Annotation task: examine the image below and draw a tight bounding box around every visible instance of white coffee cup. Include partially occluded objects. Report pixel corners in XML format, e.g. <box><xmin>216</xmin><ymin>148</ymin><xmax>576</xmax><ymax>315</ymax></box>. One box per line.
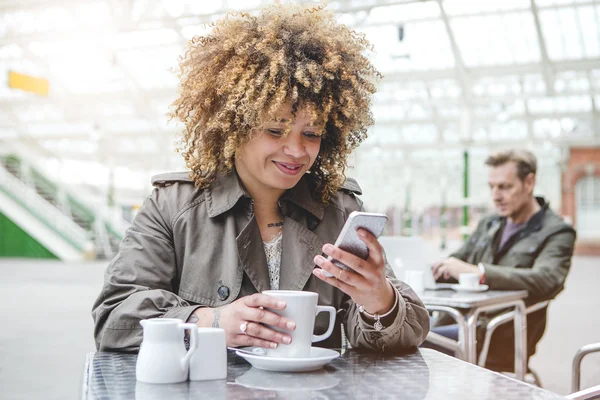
<box><xmin>263</xmin><ymin>290</ymin><xmax>336</xmax><ymax>358</ymax></box>
<box><xmin>189</xmin><ymin>327</ymin><xmax>227</xmax><ymax>381</ymax></box>
<box><xmin>404</xmin><ymin>270</ymin><xmax>425</xmax><ymax>293</ymax></box>
<box><xmin>458</xmin><ymin>272</ymin><xmax>480</xmax><ymax>289</ymax></box>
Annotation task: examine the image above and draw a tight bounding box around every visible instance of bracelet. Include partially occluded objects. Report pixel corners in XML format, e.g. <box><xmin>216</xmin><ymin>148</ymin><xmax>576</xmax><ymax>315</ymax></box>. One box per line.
<box><xmin>357</xmin><ymin>280</ymin><xmax>399</xmax><ymax>331</ymax></box>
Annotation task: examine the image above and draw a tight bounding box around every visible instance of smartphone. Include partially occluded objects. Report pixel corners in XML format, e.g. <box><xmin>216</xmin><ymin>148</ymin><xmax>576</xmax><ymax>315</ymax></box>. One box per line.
<box><xmin>321</xmin><ymin>211</ymin><xmax>388</xmax><ymax>277</ymax></box>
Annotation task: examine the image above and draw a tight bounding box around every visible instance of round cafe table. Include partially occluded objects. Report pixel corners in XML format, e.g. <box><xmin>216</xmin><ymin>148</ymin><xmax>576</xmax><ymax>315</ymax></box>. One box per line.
<box><xmin>82</xmin><ymin>347</ymin><xmax>565</xmax><ymax>400</ymax></box>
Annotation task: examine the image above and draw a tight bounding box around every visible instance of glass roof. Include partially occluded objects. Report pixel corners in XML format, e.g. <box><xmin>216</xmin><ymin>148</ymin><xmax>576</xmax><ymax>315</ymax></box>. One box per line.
<box><xmin>0</xmin><ymin>0</ymin><xmax>598</xmax><ymax>210</ymax></box>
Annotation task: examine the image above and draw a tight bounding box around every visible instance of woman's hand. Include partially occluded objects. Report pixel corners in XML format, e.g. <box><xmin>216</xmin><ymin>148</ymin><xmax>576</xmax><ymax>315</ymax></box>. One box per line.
<box><xmin>210</xmin><ymin>293</ymin><xmax>296</xmax><ymax>348</ymax></box>
<box><xmin>312</xmin><ymin>229</ymin><xmax>395</xmax><ymax>315</ymax></box>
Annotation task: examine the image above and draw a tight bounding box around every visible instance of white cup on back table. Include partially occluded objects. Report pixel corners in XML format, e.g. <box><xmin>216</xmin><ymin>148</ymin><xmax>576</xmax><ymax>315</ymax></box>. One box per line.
<box><xmin>458</xmin><ymin>272</ymin><xmax>480</xmax><ymax>289</ymax></box>
<box><xmin>404</xmin><ymin>270</ymin><xmax>425</xmax><ymax>293</ymax></box>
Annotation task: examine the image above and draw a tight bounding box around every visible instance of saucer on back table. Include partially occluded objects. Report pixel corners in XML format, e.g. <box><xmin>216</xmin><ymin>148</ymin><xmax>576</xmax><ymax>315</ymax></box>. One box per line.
<box><xmin>450</xmin><ymin>284</ymin><xmax>489</xmax><ymax>292</ymax></box>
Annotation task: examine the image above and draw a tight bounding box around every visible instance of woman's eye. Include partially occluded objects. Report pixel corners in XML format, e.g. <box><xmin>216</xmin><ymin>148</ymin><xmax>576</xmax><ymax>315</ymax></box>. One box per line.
<box><xmin>303</xmin><ymin>132</ymin><xmax>321</xmax><ymax>139</ymax></box>
<box><xmin>267</xmin><ymin>129</ymin><xmax>283</xmax><ymax>136</ymax></box>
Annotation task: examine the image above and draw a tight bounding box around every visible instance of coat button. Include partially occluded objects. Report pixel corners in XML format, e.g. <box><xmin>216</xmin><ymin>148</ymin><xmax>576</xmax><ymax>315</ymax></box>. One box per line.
<box><xmin>217</xmin><ymin>285</ymin><xmax>230</xmax><ymax>301</ymax></box>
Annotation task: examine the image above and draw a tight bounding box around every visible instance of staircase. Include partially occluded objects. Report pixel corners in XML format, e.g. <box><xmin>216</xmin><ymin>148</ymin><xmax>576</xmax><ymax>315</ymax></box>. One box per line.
<box><xmin>0</xmin><ymin>152</ymin><xmax>126</xmax><ymax>259</ymax></box>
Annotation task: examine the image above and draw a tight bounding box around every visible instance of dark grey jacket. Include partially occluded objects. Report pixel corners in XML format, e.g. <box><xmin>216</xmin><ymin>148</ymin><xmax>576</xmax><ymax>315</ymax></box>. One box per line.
<box><xmin>92</xmin><ymin>171</ymin><xmax>430</xmax><ymax>353</ymax></box>
<box><xmin>451</xmin><ymin>197</ymin><xmax>576</xmax><ymax>370</ymax></box>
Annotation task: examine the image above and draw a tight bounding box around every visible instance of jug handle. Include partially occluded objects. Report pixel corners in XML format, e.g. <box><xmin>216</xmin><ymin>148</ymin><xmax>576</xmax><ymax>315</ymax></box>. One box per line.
<box><xmin>179</xmin><ymin>323</ymin><xmax>198</xmax><ymax>370</ymax></box>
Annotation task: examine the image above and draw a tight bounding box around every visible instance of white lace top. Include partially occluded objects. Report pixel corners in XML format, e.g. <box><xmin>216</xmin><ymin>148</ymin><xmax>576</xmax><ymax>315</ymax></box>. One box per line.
<box><xmin>263</xmin><ymin>232</ymin><xmax>283</xmax><ymax>290</ymax></box>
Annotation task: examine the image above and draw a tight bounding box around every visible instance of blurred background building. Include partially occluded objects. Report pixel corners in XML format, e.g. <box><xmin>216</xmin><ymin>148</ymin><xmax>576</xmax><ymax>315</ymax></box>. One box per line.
<box><xmin>1</xmin><ymin>0</ymin><xmax>599</xmax><ymax>261</ymax></box>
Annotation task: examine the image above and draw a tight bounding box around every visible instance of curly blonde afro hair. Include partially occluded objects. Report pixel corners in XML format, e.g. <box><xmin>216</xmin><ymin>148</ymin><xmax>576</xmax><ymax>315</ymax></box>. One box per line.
<box><xmin>170</xmin><ymin>3</ymin><xmax>380</xmax><ymax>203</ymax></box>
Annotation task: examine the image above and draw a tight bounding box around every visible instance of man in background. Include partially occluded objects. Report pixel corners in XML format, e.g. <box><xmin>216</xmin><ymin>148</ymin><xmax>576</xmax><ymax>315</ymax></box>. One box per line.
<box><xmin>430</xmin><ymin>149</ymin><xmax>576</xmax><ymax>372</ymax></box>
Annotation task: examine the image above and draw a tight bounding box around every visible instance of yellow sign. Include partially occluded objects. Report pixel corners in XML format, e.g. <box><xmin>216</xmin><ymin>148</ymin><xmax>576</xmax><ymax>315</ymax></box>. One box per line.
<box><xmin>8</xmin><ymin>71</ymin><xmax>49</xmax><ymax>96</ymax></box>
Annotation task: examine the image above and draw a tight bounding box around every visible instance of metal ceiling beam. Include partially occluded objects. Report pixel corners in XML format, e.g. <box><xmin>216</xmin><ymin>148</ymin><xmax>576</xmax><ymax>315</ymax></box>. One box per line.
<box><xmin>5</xmin><ymin>111</ymin><xmax>595</xmax><ymax>144</ymax></box>
<box><xmin>373</xmin><ymin>111</ymin><xmax>600</xmax><ymax>126</ymax></box>
<box><xmin>344</xmin><ymin>0</ymin><xmax>600</xmax><ymax>29</ymax></box>
<box><xmin>1</xmin><ymin>0</ymin><xmax>596</xmax><ymax>19</ymax></box>
<box><xmin>0</xmin><ymin>0</ymin><xmax>81</xmax><ymax>12</ymax></box>
<box><xmin>382</xmin><ymin>57</ymin><xmax>600</xmax><ymax>82</ymax></box>
<box><xmin>438</xmin><ymin>0</ymin><xmax>470</xmax><ymax>103</ymax></box>
<box><xmin>359</xmin><ymin>137</ymin><xmax>600</xmax><ymax>151</ymax></box>
<box><xmin>530</xmin><ymin>0</ymin><xmax>555</xmax><ymax>96</ymax></box>
<box><xmin>376</xmin><ymin>87</ymin><xmax>600</xmax><ymax>106</ymax></box>
<box><xmin>7</xmin><ymin>49</ymin><xmax>597</xmax><ymax>84</ymax></box>
<box><xmin>2</xmin><ymin>103</ymin><xmax>596</xmax><ymax>149</ymax></box>
<box><xmin>4</xmin><ymin>90</ymin><xmax>599</xmax><ymax>125</ymax></box>
<box><xmin>0</xmin><ymin>88</ymin><xmax>175</xmax><ymax>108</ymax></box>
<box><xmin>523</xmin><ymin>77</ymin><xmax>534</xmax><ymax>141</ymax></box>
<box><xmin>0</xmin><ymin>129</ymin><xmax>177</xmax><ymax>141</ymax></box>
<box><xmin>29</xmin><ymin>148</ymin><xmax>178</xmax><ymax>167</ymax></box>
<box><xmin>4</xmin><ymin>105</ymin><xmax>596</xmax><ymax>133</ymax></box>
<box><xmin>424</xmin><ymin>83</ymin><xmax>445</xmax><ymax>142</ymax></box>
<box><xmin>28</xmin><ymin>136</ymin><xmax>598</xmax><ymax>161</ymax></box>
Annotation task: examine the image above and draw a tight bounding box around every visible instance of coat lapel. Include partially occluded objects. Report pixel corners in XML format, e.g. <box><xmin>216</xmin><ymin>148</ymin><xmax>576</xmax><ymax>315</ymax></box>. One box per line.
<box><xmin>481</xmin><ymin>219</ymin><xmax>502</xmax><ymax>262</ymax></box>
<box><xmin>279</xmin><ymin>217</ymin><xmax>325</xmax><ymax>290</ymax></box>
<box><xmin>236</xmin><ymin>216</ymin><xmax>270</xmax><ymax>293</ymax></box>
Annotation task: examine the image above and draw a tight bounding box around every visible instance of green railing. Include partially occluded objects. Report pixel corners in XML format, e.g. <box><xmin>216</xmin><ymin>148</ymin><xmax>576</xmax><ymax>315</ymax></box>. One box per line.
<box><xmin>0</xmin><ymin>177</ymin><xmax>88</xmax><ymax>252</ymax></box>
<box><xmin>0</xmin><ymin>154</ymin><xmax>124</xmax><ymax>250</ymax></box>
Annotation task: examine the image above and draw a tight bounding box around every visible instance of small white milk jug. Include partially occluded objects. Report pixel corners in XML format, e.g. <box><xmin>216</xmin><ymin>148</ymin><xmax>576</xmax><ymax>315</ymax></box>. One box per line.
<box><xmin>136</xmin><ymin>318</ymin><xmax>198</xmax><ymax>384</ymax></box>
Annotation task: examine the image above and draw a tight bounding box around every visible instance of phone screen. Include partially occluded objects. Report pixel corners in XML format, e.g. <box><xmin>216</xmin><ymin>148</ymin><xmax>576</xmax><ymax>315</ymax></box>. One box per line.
<box><xmin>324</xmin><ymin>211</ymin><xmax>388</xmax><ymax>274</ymax></box>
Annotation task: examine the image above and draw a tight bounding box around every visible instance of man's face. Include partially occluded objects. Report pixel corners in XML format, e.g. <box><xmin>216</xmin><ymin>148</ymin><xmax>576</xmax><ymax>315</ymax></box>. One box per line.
<box><xmin>487</xmin><ymin>161</ymin><xmax>535</xmax><ymax>218</ymax></box>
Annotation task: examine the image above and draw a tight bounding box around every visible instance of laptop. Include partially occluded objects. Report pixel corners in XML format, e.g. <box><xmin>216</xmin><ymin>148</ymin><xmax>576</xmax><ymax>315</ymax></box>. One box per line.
<box><xmin>379</xmin><ymin>236</ymin><xmax>454</xmax><ymax>290</ymax></box>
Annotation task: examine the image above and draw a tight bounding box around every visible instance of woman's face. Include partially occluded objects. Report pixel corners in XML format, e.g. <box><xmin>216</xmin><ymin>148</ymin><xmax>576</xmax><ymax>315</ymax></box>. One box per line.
<box><xmin>235</xmin><ymin>104</ymin><xmax>323</xmax><ymax>197</ymax></box>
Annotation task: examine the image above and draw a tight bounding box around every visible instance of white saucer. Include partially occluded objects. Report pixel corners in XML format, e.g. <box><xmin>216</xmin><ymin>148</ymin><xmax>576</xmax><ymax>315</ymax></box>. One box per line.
<box><xmin>451</xmin><ymin>284</ymin><xmax>489</xmax><ymax>292</ymax></box>
<box><xmin>235</xmin><ymin>347</ymin><xmax>340</xmax><ymax>372</ymax></box>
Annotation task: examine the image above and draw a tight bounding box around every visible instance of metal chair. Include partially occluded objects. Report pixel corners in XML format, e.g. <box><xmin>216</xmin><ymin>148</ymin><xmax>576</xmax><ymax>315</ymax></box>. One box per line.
<box><xmin>566</xmin><ymin>384</ymin><xmax>600</xmax><ymax>400</ymax></box>
<box><xmin>571</xmin><ymin>342</ymin><xmax>600</xmax><ymax>393</ymax></box>
<box><xmin>425</xmin><ymin>305</ymin><xmax>467</xmax><ymax>360</ymax></box>
<box><xmin>427</xmin><ymin>300</ymin><xmax>550</xmax><ymax>384</ymax></box>
<box><xmin>476</xmin><ymin>300</ymin><xmax>549</xmax><ymax>386</ymax></box>
<box><xmin>477</xmin><ymin>300</ymin><xmax>550</xmax><ymax>366</ymax></box>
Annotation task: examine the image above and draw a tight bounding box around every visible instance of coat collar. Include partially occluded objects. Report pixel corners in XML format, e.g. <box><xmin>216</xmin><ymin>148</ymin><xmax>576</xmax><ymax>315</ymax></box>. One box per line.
<box><xmin>204</xmin><ymin>172</ymin><xmax>248</xmax><ymax>218</ymax></box>
<box><xmin>205</xmin><ymin>170</ymin><xmax>326</xmax><ymax>220</ymax></box>
<box><xmin>280</xmin><ymin>175</ymin><xmax>325</xmax><ymax>220</ymax></box>
<box><xmin>486</xmin><ymin>196</ymin><xmax>549</xmax><ymax>233</ymax></box>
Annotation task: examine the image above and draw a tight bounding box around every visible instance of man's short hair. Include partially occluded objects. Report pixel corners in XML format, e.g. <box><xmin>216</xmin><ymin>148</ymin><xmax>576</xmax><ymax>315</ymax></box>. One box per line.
<box><xmin>485</xmin><ymin>149</ymin><xmax>537</xmax><ymax>181</ymax></box>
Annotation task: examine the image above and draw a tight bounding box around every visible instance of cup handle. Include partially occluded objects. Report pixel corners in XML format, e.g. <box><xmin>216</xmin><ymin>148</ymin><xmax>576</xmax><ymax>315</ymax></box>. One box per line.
<box><xmin>179</xmin><ymin>323</ymin><xmax>198</xmax><ymax>370</ymax></box>
<box><xmin>312</xmin><ymin>306</ymin><xmax>336</xmax><ymax>343</ymax></box>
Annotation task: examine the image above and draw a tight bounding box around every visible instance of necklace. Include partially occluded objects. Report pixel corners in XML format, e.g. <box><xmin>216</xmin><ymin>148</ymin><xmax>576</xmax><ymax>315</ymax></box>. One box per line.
<box><xmin>267</xmin><ymin>221</ymin><xmax>284</xmax><ymax>228</ymax></box>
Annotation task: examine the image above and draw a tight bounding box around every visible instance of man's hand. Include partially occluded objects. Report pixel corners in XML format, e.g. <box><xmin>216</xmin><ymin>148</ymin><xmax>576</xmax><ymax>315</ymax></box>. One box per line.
<box><xmin>432</xmin><ymin>257</ymin><xmax>480</xmax><ymax>280</ymax></box>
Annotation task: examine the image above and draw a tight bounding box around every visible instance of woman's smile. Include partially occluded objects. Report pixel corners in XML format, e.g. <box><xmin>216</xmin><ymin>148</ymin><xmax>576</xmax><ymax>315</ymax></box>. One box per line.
<box><xmin>273</xmin><ymin>161</ymin><xmax>304</xmax><ymax>176</ymax></box>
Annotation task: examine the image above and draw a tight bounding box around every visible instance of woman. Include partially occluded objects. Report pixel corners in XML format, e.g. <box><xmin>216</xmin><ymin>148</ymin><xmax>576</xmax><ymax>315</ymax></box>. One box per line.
<box><xmin>92</xmin><ymin>4</ymin><xmax>429</xmax><ymax>352</ymax></box>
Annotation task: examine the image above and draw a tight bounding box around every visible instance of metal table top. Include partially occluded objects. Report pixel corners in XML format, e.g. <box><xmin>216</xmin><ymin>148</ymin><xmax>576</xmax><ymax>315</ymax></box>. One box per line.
<box><xmin>82</xmin><ymin>348</ymin><xmax>565</xmax><ymax>400</ymax></box>
<box><xmin>419</xmin><ymin>289</ymin><xmax>528</xmax><ymax>308</ymax></box>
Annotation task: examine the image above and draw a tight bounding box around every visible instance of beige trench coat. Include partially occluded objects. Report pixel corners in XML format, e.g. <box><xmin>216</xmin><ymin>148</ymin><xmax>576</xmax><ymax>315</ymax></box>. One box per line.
<box><xmin>92</xmin><ymin>171</ymin><xmax>430</xmax><ymax>352</ymax></box>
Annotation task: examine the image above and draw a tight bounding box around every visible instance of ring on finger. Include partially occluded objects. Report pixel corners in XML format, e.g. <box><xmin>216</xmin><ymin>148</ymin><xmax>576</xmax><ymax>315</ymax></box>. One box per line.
<box><xmin>337</xmin><ymin>269</ymin><xmax>344</xmax><ymax>280</ymax></box>
<box><xmin>240</xmin><ymin>321</ymin><xmax>248</xmax><ymax>335</ymax></box>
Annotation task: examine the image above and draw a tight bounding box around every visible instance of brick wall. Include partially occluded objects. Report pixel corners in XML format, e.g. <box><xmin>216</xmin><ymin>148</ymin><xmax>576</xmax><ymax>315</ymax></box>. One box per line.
<box><xmin>561</xmin><ymin>147</ymin><xmax>600</xmax><ymax>256</ymax></box>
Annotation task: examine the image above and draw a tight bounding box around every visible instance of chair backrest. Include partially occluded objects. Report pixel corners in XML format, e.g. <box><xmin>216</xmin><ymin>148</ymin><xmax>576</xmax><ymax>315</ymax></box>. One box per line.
<box><xmin>565</xmin><ymin>384</ymin><xmax>600</xmax><ymax>400</ymax></box>
<box><xmin>571</xmin><ymin>342</ymin><xmax>600</xmax><ymax>393</ymax></box>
